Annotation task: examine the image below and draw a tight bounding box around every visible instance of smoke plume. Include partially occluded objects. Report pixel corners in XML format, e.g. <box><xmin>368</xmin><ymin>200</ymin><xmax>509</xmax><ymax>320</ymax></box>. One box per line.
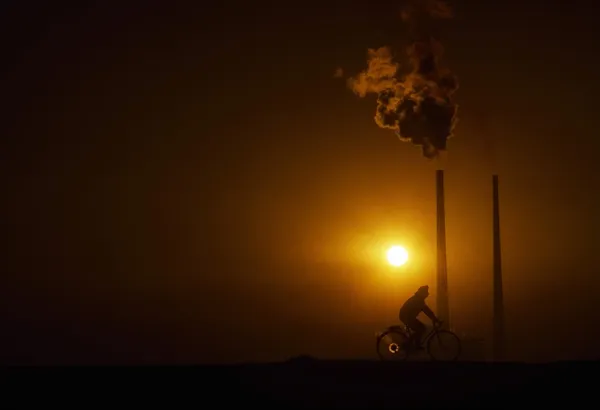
<box><xmin>348</xmin><ymin>0</ymin><xmax>458</xmax><ymax>159</ymax></box>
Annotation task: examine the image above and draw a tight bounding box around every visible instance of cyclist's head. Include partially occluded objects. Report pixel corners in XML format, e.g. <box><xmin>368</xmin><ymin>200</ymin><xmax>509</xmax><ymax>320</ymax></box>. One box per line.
<box><xmin>416</xmin><ymin>285</ymin><xmax>429</xmax><ymax>298</ymax></box>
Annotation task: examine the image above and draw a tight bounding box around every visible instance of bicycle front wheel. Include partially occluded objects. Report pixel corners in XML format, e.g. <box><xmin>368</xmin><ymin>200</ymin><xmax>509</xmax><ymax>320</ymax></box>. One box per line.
<box><xmin>427</xmin><ymin>330</ymin><xmax>461</xmax><ymax>361</ymax></box>
<box><xmin>376</xmin><ymin>329</ymin><xmax>410</xmax><ymax>361</ymax></box>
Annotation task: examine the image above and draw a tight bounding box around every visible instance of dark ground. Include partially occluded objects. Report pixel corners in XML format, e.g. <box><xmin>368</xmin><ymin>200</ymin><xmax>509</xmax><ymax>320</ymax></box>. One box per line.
<box><xmin>3</xmin><ymin>359</ymin><xmax>596</xmax><ymax>407</ymax></box>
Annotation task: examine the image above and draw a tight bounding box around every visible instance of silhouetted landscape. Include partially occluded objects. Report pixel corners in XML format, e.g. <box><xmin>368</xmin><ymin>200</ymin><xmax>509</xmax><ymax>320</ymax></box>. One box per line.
<box><xmin>216</xmin><ymin>358</ymin><xmax>595</xmax><ymax>406</ymax></box>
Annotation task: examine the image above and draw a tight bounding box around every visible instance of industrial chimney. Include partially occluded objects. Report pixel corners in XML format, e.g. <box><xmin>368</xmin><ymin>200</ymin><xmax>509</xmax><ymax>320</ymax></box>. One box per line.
<box><xmin>492</xmin><ymin>174</ymin><xmax>505</xmax><ymax>360</ymax></box>
<box><xmin>436</xmin><ymin>170</ymin><xmax>450</xmax><ymax>329</ymax></box>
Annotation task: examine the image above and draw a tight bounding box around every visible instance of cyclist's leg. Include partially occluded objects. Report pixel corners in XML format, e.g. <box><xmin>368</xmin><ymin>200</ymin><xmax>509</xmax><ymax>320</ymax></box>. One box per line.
<box><xmin>399</xmin><ymin>315</ymin><xmax>414</xmax><ymax>347</ymax></box>
<box><xmin>408</xmin><ymin>319</ymin><xmax>426</xmax><ymax>348</ymax></box>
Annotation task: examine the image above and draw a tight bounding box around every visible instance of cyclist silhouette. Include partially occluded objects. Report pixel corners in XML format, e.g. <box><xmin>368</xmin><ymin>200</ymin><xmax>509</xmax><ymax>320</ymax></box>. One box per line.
<box><xmin>399</xmin><ymin>285</ymin><xmax>442</xmax><ymax>349</ymax></box>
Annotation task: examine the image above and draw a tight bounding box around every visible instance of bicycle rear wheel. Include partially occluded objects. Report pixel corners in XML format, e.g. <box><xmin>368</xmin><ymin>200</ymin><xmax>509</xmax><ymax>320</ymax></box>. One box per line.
<box><xmin>376</xmin><ymin>328</ymin><xmax>410</xmax><ymax>361</ymax></box>
<box><xmin>427</xmin><ymin>330</ymin><xmax>461</xmax><ymax>361</ymax></box>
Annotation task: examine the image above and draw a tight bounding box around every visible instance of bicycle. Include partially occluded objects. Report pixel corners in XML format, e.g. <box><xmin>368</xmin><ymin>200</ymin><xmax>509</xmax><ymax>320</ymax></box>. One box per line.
<box><xmin>376</xmin><ymin>320</ymin><xmax>462</xmax><ymax>361</ymax></box>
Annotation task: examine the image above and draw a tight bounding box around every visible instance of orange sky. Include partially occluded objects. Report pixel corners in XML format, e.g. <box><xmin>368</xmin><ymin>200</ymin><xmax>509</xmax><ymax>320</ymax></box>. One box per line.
<box><xmin>2</xmin><ymin>1</ymin><xmax>600</xmax><ymax>363</ymax></box>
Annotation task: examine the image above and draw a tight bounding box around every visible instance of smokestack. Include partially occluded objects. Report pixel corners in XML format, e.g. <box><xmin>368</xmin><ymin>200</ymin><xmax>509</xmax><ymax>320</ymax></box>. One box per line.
<box><xmin>436</xmin><ymin>169</ymin><xmax>450</xmax><ymax>328</ymax></box>
<box><xmin>492</xmin><ymin>174</ymin><xmax>505</xmax><ymax>360</ymax></box>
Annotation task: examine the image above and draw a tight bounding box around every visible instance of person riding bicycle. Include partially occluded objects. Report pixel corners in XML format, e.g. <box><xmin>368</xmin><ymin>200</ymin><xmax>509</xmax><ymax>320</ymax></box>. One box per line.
<box><xmin>399</xmin><ymin>285</ymin><xmax>442</xmax><ymax>350</ymax></box>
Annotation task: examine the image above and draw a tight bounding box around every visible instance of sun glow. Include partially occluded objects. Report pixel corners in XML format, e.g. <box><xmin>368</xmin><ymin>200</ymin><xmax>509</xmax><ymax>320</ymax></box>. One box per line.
<box><xmin>386</xmin><ymin>245</ymin><xmax>409</xmax><ymax>267</ymax></box>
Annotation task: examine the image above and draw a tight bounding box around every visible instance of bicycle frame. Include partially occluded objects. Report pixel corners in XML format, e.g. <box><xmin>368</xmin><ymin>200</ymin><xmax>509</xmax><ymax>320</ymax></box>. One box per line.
<box><xmin>377</xmin><ymin>321</ymin><xmax>461</xmax><ymax>361</ymax></box>
<box><xmin>403</xmin><ymin>323</ymin><xmax>443</xmax><ymax>344</ymax></box>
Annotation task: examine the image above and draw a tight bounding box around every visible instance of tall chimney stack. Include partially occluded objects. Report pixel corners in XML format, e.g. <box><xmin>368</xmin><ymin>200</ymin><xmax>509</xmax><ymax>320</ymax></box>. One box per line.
<box><xmin>492</xmin><ymin>174</ymin><xmax>505</xmax><ymax>360</ymax></box>
<box><xmin>436</xmin><ymin>170</ymin><xmax>450</xmax><ymax>329</ymax></box>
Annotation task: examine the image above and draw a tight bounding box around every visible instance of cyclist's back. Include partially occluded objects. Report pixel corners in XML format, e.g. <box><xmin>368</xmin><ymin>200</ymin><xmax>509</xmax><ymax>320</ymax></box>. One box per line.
<box><xmin>399</xmin><ymin>294</ymin><xmax>427</xmax><ymax>322</ymax></box>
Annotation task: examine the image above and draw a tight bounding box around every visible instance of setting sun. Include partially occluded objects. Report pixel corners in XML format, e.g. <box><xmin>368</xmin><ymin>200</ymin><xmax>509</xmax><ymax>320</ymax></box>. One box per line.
<box><xmin>386</xmin><ymin>245</ymin><xmax>409</xmax><ymax>267</ymax></box>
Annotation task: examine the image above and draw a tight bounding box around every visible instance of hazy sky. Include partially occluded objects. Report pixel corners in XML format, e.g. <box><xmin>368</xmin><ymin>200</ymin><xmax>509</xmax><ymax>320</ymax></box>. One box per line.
<box><xmin>2</xmin><ymin>0</ymin><xmax>600</xmax><ymax>364</ymax></box>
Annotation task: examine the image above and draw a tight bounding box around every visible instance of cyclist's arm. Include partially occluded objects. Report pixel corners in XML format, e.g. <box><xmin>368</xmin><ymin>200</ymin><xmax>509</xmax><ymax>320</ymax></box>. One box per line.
<box><xmin>422</xmin><ymin>305</ymin><xmax>439</xmax><ymax>322</ymax></box>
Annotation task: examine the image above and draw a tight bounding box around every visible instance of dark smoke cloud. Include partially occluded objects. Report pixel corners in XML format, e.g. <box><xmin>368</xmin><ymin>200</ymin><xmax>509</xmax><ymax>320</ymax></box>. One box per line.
<box><xmin>348</xmin><ymin>0</ymin><xmax>459</xmax><ymax>159</ymax></box>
